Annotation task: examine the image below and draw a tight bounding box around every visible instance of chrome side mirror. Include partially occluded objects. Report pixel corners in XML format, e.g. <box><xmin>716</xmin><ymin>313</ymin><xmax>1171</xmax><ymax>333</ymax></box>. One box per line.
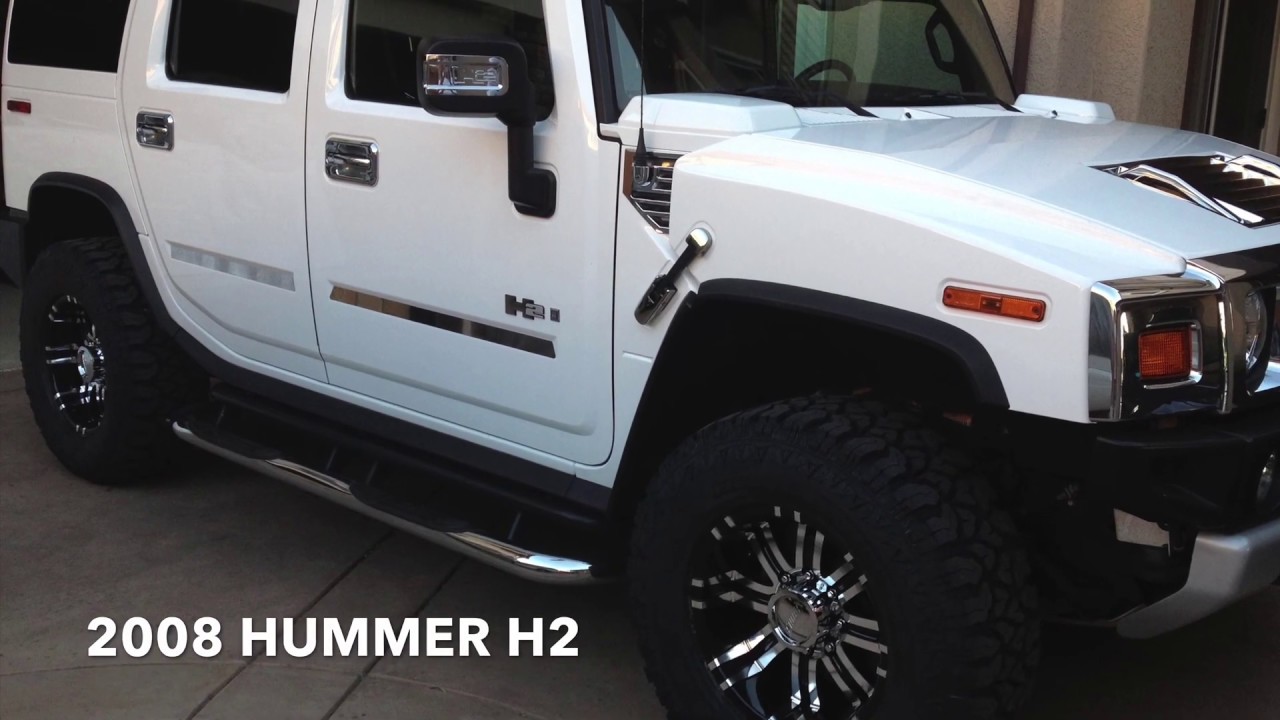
<box><xmin>422</xmin><ymin>54</ymin><xmax>511</xmax><ymax>100</ymax></box>
<box><xmin>417</xmin><ymin>39</ymin><xmax>555</xmax><ymax>218</ymax></box>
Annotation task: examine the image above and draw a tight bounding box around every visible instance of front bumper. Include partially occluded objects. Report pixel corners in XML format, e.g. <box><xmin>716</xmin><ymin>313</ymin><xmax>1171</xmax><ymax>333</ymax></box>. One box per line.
<box><xmin>1094</xmin><ymin>405</ymin><xmax>1280</xmax><ymax>530</ymax></box>
<box><xmin>1117</xmin><ymin>517</ymin><xmax>1280</xmax><ymax>638</ymax></box>
<box><xmin>1005</xmin><ymin>405</ymin><xmax>1278</xmax><ymax>626</ymax></box>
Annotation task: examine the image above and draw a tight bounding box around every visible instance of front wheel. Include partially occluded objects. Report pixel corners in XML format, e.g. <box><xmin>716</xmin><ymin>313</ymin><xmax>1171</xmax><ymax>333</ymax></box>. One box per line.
<box><xmin>629</xmin><ymin>397</ymin><xmax>1038</xmax><ymax>720</ymax></box>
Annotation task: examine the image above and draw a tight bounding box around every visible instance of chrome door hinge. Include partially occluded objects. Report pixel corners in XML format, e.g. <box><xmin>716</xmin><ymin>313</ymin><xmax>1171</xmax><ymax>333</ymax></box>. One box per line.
<box><xmin>634</xmin><ymin>228</ymin><xmax>713</xmax><ymax>325</ymax></box>
<box><xmin>325</xmin><ymin>139</ymin><xmax>379</xmax><ymax>186</ymax></box>
<box><xmin>136</xmin><ymin>111</ymin><xmax>174</xmax><ymax>150</ymax></box>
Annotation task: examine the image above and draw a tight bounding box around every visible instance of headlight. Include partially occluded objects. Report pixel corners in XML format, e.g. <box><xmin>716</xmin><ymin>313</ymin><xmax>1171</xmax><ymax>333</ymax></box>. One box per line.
<box><xmin>1242</xmin><ymin>290</ymin><xmax>1268</xmax><ymax>371</ymax></box>
<box><xmin>1093</xmin><ymin>249</ymin><xmax>1280</xmax><ymax>421</ymax></box>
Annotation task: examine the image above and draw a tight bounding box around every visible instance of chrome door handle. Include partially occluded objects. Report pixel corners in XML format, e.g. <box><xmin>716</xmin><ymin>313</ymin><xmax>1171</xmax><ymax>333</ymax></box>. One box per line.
<box><xmin>136</xmin><ymin>111</ymin><xmax>174</xmax><ymax>150</ymax></box>
<box><xmin>325</xmin><ymin>139</ymin><xmax>379</xmax><ymax>186</ymax></box>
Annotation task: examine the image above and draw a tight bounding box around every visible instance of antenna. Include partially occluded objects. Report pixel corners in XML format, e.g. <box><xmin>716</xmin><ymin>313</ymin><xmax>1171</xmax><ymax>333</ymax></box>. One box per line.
<box><xmin>634</xmin><ymin>0</ymin><xmax>654</xmax><ymax>172</ymax></box>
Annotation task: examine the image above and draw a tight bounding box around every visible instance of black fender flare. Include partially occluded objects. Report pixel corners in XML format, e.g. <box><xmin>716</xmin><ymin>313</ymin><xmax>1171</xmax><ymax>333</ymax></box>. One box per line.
<box><xmin>698</xmin><ymin>279</ymin><xmax>1008</xmax><ymax>407</ymax></box>
<box><xmin>607</xmin><ymin>279</ymin><xmax>1009</xmax><ymax>523</ymax></box>
<box><xmin>23</xmin><ymin>173</ymin><xmax>172</xmax><ymax>323</ymax></box>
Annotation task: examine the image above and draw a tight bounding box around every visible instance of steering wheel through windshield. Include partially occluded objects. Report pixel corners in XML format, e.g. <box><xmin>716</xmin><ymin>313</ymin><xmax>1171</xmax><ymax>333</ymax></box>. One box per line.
<box><xmin>795</xmin><ymin>58</ymin><xmax>856</xmax><ymax>94</ymax></box>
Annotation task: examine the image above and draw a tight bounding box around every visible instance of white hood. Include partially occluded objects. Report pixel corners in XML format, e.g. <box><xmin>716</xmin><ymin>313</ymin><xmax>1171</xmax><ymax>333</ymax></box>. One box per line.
<box><xmin>768</xmin><ymin>115</ymin><xmax>1279</xmax><ymax>261</ymax></box>
<box><xmin>616</xmin><ymin>94</ymin><xmax>1278</xmax><ymax>277</ymax></box>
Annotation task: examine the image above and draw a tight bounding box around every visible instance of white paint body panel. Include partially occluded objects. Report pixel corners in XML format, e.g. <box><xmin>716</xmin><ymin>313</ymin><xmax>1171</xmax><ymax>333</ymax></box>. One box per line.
<box><xmin>0</xmin><ymin>52</ymin><xmax>143</xmax><ymax>229</ymax></box>
<box><xmin>120</xmin><ymin>0</ymin><xmax>325</xmax><ymax>380</ymax></box>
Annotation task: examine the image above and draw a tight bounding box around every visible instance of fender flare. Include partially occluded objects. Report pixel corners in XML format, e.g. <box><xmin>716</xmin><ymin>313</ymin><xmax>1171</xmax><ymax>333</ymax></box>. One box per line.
<box><xmin>698</xmin><ymin>279</ymin><xmax>1009</xmax><ymax>407</ymax></box>
<box><xmin>24</xmin><ymin>173</ymin><xmax>172</xmax><ymax>327</ymax></box>
<box><xmin>607</xmin><ymin>280</ymin><xmax>1009</xmax><ymax>522</ymax></box>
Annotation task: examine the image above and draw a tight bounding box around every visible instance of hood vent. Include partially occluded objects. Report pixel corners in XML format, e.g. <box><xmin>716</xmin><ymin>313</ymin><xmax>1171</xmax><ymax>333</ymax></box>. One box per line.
<box><xmin>625</xmin><ymin>151</ymin><xmax>679</xmax><ymax>232</ymax></box>
<box><xmin>1099</xmin><ymin>154</ymin><xmax>1280</xmax><ymax>228</ymax></box>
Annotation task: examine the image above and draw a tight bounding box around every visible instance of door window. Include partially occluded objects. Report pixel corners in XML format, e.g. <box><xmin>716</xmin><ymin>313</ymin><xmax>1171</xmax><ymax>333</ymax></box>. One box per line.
<box><xmin>346</xmin><ymin>0</ymin><xmax>555</xmax><ymax>119</ymax></box>
<box><xmin>167</xmin><ymin>0</ymin><xmax>301</xmax><ymax>93</ymax></box>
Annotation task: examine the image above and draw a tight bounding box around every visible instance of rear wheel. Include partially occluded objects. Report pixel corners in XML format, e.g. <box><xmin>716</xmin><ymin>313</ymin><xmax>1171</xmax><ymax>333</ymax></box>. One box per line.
<box><xmin>629</xmin><ymin>396</ymin><xmax>1038</xmax><ymax>719</ymax></box>
<box><xmin>20</xmin><ymin>237</ymin><xmax>206</xmax><ymax>484</ymax></box>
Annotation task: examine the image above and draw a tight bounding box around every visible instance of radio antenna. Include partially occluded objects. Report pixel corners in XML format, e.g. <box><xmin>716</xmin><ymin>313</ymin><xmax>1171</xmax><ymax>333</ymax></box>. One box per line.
<box><xmin>635</xmin><ymin>0</ymin><xmax>653</xmax><ymax>166</ymax></box>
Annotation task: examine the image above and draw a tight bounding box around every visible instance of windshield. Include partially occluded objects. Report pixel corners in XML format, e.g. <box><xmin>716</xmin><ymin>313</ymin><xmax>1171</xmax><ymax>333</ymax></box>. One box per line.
<box><xmin>601</xmin><ymin>0</ymin><xmax>1015</xmax><ymax>114</ymax></box>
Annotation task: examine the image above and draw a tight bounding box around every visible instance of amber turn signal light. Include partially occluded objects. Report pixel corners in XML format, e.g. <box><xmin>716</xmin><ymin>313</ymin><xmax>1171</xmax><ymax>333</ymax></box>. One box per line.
<box><xmin>943</xmin><ymin>287</ymin><xmax>1046</xmax><ymax>322</ymax></box>
<box><xmin>1138</xmin><ymin>327</ymin><xmax>1193</xmax><ymax>382</ymax></box>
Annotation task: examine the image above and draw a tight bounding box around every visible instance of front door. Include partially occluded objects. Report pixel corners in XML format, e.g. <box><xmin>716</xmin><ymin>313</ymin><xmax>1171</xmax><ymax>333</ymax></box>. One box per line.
<box><xmin>305</xmin><ymin>0</ymin><xmax>619</xmax><ymax>464</ymax></box>
<box><xmin>122</xmin><ymin>0</ymin><xmax>323</xmax><ymax>380</ymax></box>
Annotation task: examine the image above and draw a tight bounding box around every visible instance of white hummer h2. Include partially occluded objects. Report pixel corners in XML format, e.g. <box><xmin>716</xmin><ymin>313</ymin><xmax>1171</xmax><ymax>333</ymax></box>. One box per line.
<box><xmin>3</xmin><ymin>0</ymin><xmax>1279</xmax><ymax>717</ymax></box>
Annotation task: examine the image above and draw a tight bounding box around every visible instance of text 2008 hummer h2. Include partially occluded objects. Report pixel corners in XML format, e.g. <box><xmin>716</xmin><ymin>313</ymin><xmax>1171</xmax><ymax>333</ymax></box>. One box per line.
<box><xmin>3</xmin><ymin>0</ymin><xmax>1279</xmax><ymax>717</ymax></box>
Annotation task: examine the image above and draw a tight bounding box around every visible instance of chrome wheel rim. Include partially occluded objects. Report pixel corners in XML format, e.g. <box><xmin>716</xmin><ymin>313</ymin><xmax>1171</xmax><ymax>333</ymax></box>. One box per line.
<box><xmin>43</xmin><ymin>295</ymin><xmax>107</xmax><ymax>435</ymax></box>
<box><xmin>690</xmin><ymin>506</ymin><xmax>888</xmax><ymax>719</ymax></box>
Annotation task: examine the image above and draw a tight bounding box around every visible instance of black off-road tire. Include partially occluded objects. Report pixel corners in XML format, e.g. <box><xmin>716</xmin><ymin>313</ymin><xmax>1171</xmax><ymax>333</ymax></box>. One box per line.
<box><xmin>629</xmin><ymin>396</ymin><xmax>1039</xmax><ymax>720</ymax></box>
<box><xmin>20</xmin><ymin>237</ymin><xmax>207</xmax><ymax>484</ymax></box>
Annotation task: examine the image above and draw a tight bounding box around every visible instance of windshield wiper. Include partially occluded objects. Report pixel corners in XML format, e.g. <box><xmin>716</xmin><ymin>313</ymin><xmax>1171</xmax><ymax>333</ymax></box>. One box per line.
<box><xmin>719</xmin><ymin>83</ymin><xmax>876</xmax><ymax>118</ymax></box>
<box><xmin>882</xmin><ymin>90</ymin><xmax>1020</xmax><ymax>112</ymax></box>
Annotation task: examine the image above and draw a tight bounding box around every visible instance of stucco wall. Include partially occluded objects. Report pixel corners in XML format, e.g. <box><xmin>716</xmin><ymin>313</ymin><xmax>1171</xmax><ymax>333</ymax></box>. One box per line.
<box><xmin>978</xmin><ymin>0</ymin><xmax>1195</xmax><ymax>128</ymax></box>
<box><xmin>984</xmin><ymin>0</ymin><xmax>1020</xmax><ymax>64</ymax></box>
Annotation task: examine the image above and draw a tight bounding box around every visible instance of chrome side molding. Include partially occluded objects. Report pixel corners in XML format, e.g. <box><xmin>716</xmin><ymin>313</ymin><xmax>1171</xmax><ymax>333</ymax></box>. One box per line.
<box><xmin>172</xmin><ymin>421</ymin><xmax>600</xmax><ymax>585</ymax></box>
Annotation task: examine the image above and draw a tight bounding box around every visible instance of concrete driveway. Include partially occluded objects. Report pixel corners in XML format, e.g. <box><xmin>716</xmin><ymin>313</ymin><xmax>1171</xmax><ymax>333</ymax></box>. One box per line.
<box><xmin>1</xmin><ymin>285</ymin><xmax>1278</xmax><ymax>719</ymax></box>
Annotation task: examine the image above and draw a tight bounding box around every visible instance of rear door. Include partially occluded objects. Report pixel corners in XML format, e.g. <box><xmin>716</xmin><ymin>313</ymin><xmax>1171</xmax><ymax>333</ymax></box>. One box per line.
<box><xmin>122</xmin><ymin>0</ymin><xmax>323</xmax><ymax>379</ymax></box>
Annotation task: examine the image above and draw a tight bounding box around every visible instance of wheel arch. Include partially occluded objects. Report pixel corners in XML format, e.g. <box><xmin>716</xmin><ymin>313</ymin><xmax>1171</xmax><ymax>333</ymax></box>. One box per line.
<box><xmin>19</xmin><ymin>173</ymin><xmax>171</xmax><ymax>327</ymax></box>
<box><xmin>607</xmin><ymin>279</ymin><xmax>1009</xmax><ymax>528</ymax></box>
<box><xmin>19</xmin><ymin>173</ymin><xmax>139</xmax><ymax>270</ymax></box>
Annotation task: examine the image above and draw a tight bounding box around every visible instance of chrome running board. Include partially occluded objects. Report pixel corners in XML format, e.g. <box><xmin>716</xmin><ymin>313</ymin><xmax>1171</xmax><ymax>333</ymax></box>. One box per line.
<box><xmin>173</xmin><ymin>421</ymin><xmax>600</xmax><ymax>585</ymax></box>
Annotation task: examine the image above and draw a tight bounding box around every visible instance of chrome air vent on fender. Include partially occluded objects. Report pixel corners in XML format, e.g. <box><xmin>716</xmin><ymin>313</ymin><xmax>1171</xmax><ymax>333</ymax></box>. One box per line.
<box><xmin>1098</xmin><ymin>154</ymin><xmax>1280</xmax><ymax>227</ymax></box>
<box><xmin>624</xmin><ymin>151</ymin><xmax>680</xmax><ymax>232</ymax></box>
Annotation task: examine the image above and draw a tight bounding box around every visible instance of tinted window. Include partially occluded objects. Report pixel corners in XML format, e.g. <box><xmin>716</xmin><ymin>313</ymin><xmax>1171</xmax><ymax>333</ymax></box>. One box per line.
<box><xmin>167</xmin><ymin>0</ymin><xmax>300</xmax><ymax>93</ymax></box>
<box><xmin>347</xmin><ymin>0</ymin><xmax>554</xmax><ymax>119</ymax></box>
<box><xmin>8</xmin><ymin>0</ymin><xmax>131</xmax><ymax>72</ymax></box>
<box><xmin>604</xmin><ymin>0</ymin><xmax>1012</xmax><ymax>113</ymax></box>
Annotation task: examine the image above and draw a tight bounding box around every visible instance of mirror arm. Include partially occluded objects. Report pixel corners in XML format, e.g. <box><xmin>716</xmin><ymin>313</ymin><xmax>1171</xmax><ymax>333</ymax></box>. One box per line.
<box><xmin>506</xmin><ymin>122</ymin><xmax>557</xmax><ymax>218</ymax></box>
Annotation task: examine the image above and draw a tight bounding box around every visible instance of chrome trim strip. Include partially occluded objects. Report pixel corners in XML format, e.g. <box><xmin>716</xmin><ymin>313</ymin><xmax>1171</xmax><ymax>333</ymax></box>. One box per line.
<box><xmin>1117</xmin><ymin>517</ymin><xmax>1280</xmax><ymax>639</ymax></box>
<box><xmin>169</xmin><ymin>243</ymin><xmax>296</xmax><ymax>291</ymax></box>
<box><xmin>173</xmin><ymin>422</ymin><xmax>600</xmax><ymax>585</ymax></box>
<box><xmin>331</xmin><ymin>286</ymin><xmax>555</xmax><ymax>359</ymax></box>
